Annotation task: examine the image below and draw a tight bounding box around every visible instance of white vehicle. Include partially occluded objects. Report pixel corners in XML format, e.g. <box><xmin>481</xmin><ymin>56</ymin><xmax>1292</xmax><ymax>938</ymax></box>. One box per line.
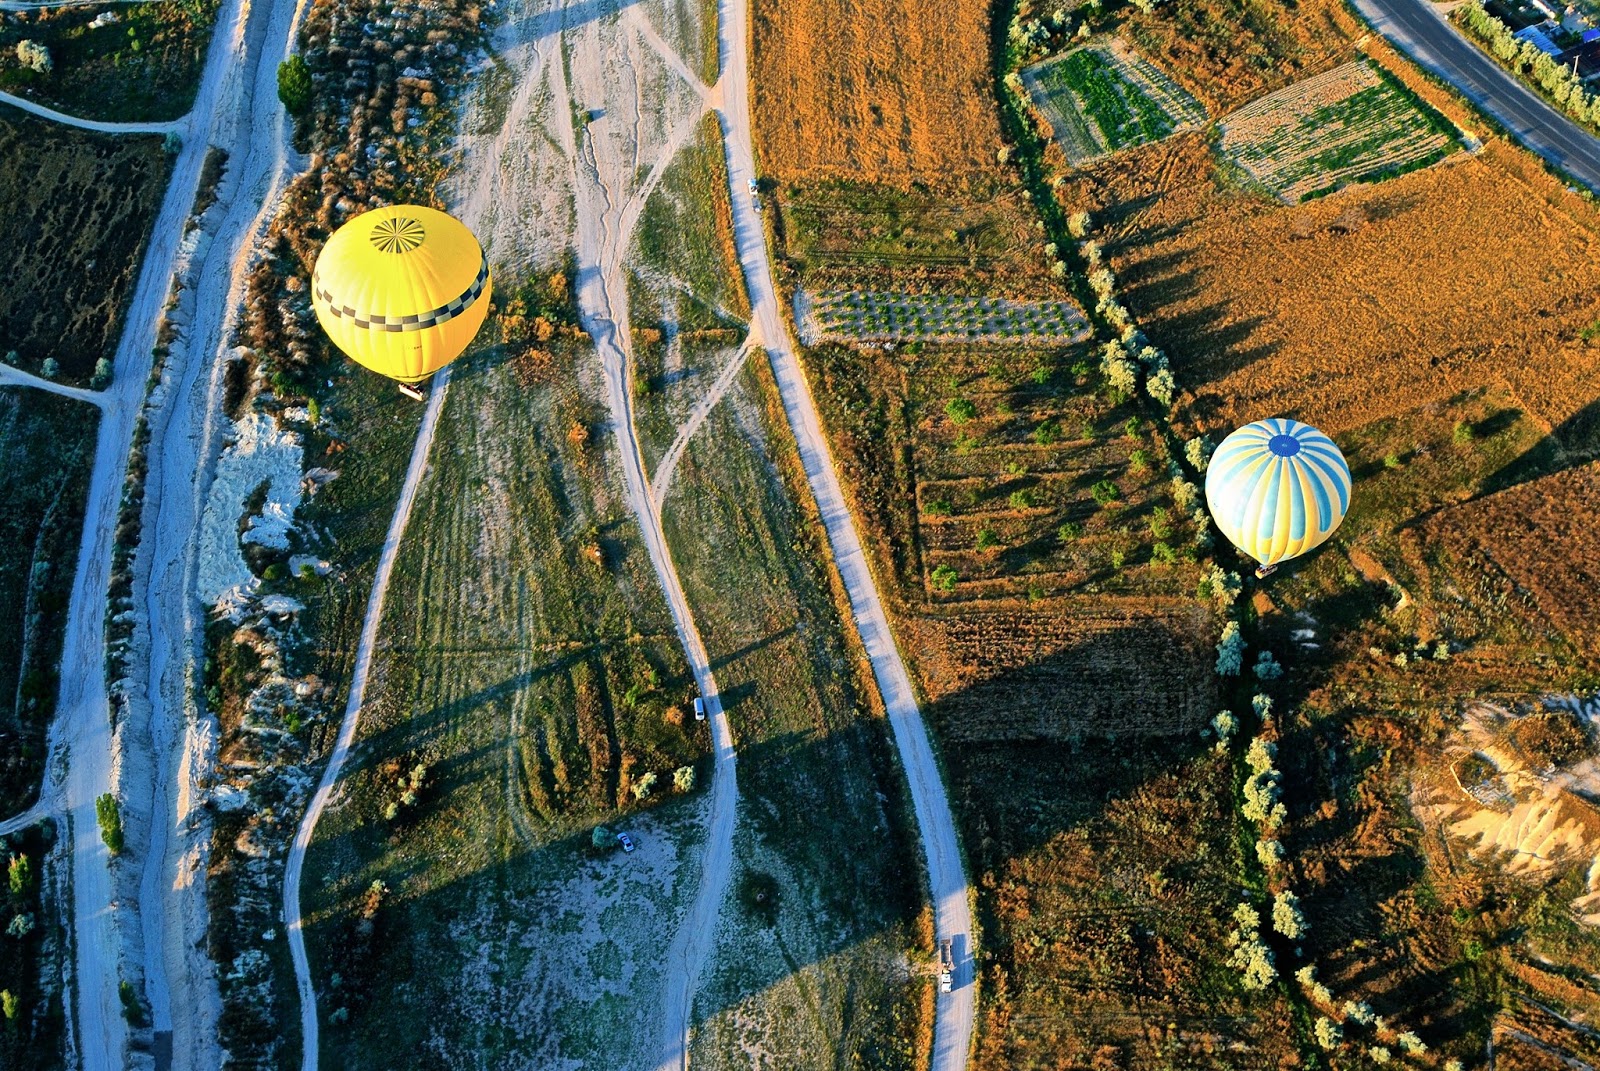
<box><xmin>938</xmin><ymin>939</ymin><xmax>954</xmax><ymax>993</ymax></box>
<box><xmin>617</xmin><ymin>832</ymin><xmax>635</xmax><ymax>853</ymax></box>
<box><xmin>693</xmin><ymin>697</ymin><xmax>706</xmax><ymax>721</ymax></box>
<box><xmin>748</xmin><ymin>178</ymin><xmax>762</xmax><ymax>212</ymax></box>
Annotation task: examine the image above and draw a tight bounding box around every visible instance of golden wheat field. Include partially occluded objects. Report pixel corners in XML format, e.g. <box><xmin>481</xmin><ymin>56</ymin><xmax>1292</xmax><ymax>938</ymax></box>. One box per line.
<box><xmin>750</xmin><ymin>0</ymin><xmax>1000</xmax><ymax>181</ymax></box>
<box><xmin>1071</xmin><ymin>132</ymin><xmax>1600</xmax><ymax>449</ymax></box>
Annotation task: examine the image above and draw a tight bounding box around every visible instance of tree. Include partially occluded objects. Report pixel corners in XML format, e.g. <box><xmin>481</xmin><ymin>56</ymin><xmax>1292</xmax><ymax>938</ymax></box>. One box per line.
<box><xmin>631</xmin><ymin>772</ymin><xmax>658</xmax><ymax>801</ymax></box>
<box><xmin>976</xmin><ymin>527</ymin><xmax>1000</xmax><ymax>551</ymax></box>
<box><xmin>16</xmin><ymin>40</ymin><xmax>51</xmax><ymax>74</ymax></box>
<box><xmin>1185</xmin><ymin>435</ymin><xmax>1212</xmax><ymax>472</ymax></box>
<box><xmin>591</xmin><ymin>825</ymin><xmax>612</xmax><ymax>849</ymax></box>
<box><xmin>1369</xmin><ymin>1047</ymin><xmax>1391</xmax><ymax>1065</ymax></box>
<box><xmin>1397</xmin><ymin>1032</ymin><xmax>1427</xmax><ymax>1055</ymax></box>
<box><xmin>1216</xmin><ymin>621</ymin><xmax>1245</xmax><ymax>676</ymax></box>
<box><xmin>1254</xmin><ymin>650</ymin><xmax>1283</xmax><ymax>680</ymax></box>
<box><xmin>277</xmin><ymin>55</ymin><xmax>313</xmax><ymax>115</ymax></box>
<box><xmin>1067</xmin><ymin>211</ymin><xmax>1092</xmax><ymax>238</ymax></box>
<box><xmin>945</xmin><ymin>397</ymin><xmax>977</xmax><ymax>425</ymax></box>
<box><xmin>1146</xmin><ymin>368</ymin><xmax>1176</xmax><ymax>407</ymax></box>
<box><xmin>1255</xmin><ymin>838</ymin><xmax>1284</xmax><ymax>868</ymax></box>
<box><xmin>91</xmin><ymin>357</ymin><xmax>113</xmax><ymax>390</ymax></box>
<box><xmin>6</xmin><ymin>913</ymin><xmax>33</xmax><ymax>939</ymax></box>
<box><xmin>40</xmin><ymin>358</ymin><xmax>59</xmax><ymax>380</ymax></box>
<box><xmin>1246</xmin><ymin>736</ymin><xmax>1276</xmax><ymax>775</ymax></box>
<box><xmin>930</xmin><ymin>564</ymin><xmax>957</xmax><ymax>593</ymax></box>
<box><xmin>1211</xmin><ymin>710</ymin><xmax>1237</xmax><ymax>744</ymax></box>
<box><xmin>674</xmin><ymin>766</ymin><xmax>696</xmax><ymax>793</ymax></box>
<box><xmin>1091</xmin><ymin>479</ymin><xmax>1120</xmax><ymax>506</ymax></box>
<box><xmin>96</xmin><ymin>793</ymin><xmax>124</xmax><ymax>854</ymax></box>
<box><xmin>1057</xmin><ymin>521</ymin><xmax>1082</xmax><ymax>543</ymax></box>
<box><xmin>0</xmin><ymin>989</ymin><xmax>15</xmax><ymax>1021</ymax></box>
<box><xmin>7</xmin><ymin>854</ymin><xmax>30</xmax><ymax>896</ymax></box>
<box><xmin>1314</xmin><ymin>1017</ymin><xmax>1342</xmax><ymax>1050</ymax></box>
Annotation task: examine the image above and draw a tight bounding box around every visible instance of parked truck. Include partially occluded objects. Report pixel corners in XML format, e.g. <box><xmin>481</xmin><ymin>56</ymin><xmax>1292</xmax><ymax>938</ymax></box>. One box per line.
<box><xmin>938</xmin><ymin>938</ymin><xmax>954</xmax><ymax>993</ymax></box>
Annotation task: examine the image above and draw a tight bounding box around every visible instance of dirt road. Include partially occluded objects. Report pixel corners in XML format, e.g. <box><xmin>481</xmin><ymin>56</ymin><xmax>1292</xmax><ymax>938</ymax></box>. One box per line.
<box><xmin>557</xmin><ymin>15</ymin><xmax>741</xmax><ymax>1067</ymax></box>
<box><xmin>0</xmin><ymin>365</ymin><xmax>108</xmax><ymax>406</ymax></box>
<box><xmin>0</xmin><ymin>90</ymin><xmax>185</xmax><ymax>133</ymax></box>
<box><xmin>130</xmin><ymin>0</ymin><xmax>313</xmax><ymax>1062</ymax></box>
<box><xmin>283</xmin><ymin>370</ymin><xmax>452</xmax><ymax>1071</ymax></box>
<box><xmin>711</xmin><ymin>0</ymin><xmax>978</xmax><ymax>1065</ymax></box>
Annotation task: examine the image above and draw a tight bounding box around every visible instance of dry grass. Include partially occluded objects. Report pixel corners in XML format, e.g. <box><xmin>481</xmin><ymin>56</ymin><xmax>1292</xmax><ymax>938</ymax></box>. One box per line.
<box><xmin>750</xmin><ymin>0</ymin><xmax>1000</xmax><ymax>182</ymax></box>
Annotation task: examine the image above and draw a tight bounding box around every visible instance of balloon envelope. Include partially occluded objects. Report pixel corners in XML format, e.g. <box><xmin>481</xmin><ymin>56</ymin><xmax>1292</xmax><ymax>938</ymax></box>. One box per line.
<box><xmin>311</xmin><ymin>205</ymin><xmax>492</xmax><ymax>384</ymax></box>
<box><xmin>1204</xmin><ymin>417</ymin><xmax>1350</xmax><ymax>568</ymax></box>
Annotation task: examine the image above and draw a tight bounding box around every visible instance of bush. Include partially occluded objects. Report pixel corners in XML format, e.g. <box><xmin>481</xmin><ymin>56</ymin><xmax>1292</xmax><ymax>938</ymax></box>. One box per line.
<box><xmin>976</xmin><ymin>527</ymin><xmax>1000</xmax><ymax>551</ymax></box>
<box><xmin>1314</xmin><ymin>1017</ymin><xmax>1342</xmax><ymax>1050</ymax></box>
<box><xmin>7</xmin><ymin>854</ymin><xmax>30</xmax><ymax>896</ymax></box>
<box><xmin>16</xmin><ymin>40</ymin><xmax>52</xmax><ymax>74</ymax></box>
<box><xmin>591</xmin><ymin>825</ymin><xmax>612</xmax><ymax>849</ymax></box>
<box><xmin>631</xmin><ymin>772</ymin><xmax>658</xmax><ymax>801</ymax></box>
<box><xmin>1008</xmin><ymin>489</ymin><xmax>1034</xmax><ymax>510</ymax></box>
<box><xmin>96</xmin><ymin>793</ymin><xmax>124</xmax><ymax>854</ymax></box>
<box><xmin>1057</xmin><ymin>521</ymin><xmax>1082</xmax><ymax>542</ymax></box>
<box><xmin>945</xmin><ymin>397</ymin><xmax>978</xmax><ymax>425</ymax></box>
<box><xmin>5</xmin><ymin>913</ymin><xmax>33</xmax><ymax>939</ymax></box>
<box><xmin>1452</xmin><ymin>420</ymin><xmax>1475</xmax><ymax>445</ymax></box>
<box><xmin>1067</xmin><ymin>211</ymin><xmax>1092</xmax><ymax>238</ymax></box>
<box><xmin>1091</xmin><ymin>479</ymin><xmax>1119</xmax><ymax>506</ymax></box>
<box><xmin>91</xmin><ymin>358</ymin><xmax>113</xmax><ymax>390</ymax></box>
<box><xmin>40</xmin><ymin>358</ymin><xmax>59</xmax><ymax>380</ymax></box>
<box><xmin>277</xmin><ymin>55</ymin><xmax>313</xmax><ymax>115</ymax></box>
<box><xmin>1031</xmin><ymin>420</ymin><xmax>1059</xmax><ymax>445</ymax></box>
<box><xmin>1255</xmin><ymin>838</ymin><xmax>1284</xmax><ymax>868</ymax></box>
<box><xmin>1272</xmin><ymin>890</ymin><xmax>1307</xmax><ymax>940</ymax></box>
<box><xmin>674</xmin><ymin>766</ymin><xmax>696</xmax><ymax>793</ymax></box>
<box><xmin>1253</xmin><ymin>650</ymin><xmax>1283</xmax><ymax>680</ymax></box>
<box><xmin>1</xmin><ymin>990</ymin><xmax>15</xmax><ymax>1021</ymax></box>
<box><xmin>163</xmin><ymin>131</ymin><xmax>183</xmax><ymax>156</ymax></box>
<box><xmin>930</xmin><ymin>564</ymin><xmax>958</xmax><ymax>592</ymax></box>
<box><xmin>1146</xmin><ymin>367</ymin><xmax>1176</xmax><ymax>407</ymax></box>
<box><xmin>1383</xmin><ymin>452</ymin><xmax>1402</xmax><ymax>469</ymax></box>
<box><xmin>1211</xmin><ymin>709</ymin><xmax>1237</xmax><ymax>743</ymax></box>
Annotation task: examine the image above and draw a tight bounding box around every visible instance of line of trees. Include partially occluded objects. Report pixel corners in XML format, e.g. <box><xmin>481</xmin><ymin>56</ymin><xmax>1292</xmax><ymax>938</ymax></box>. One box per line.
<box><xmin>1458</xmin><ymin>3</ymin><xmax>1600</xmax><ymax>129</ymax></box>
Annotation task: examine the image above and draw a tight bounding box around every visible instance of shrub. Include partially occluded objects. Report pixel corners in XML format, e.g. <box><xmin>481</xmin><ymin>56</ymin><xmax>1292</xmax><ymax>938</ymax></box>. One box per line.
<box><xmin>591</xmin><ymin>825</ymin><xmax>612</xmax><ymax>849</ymax></box>
<box><xmin>40</xmin><ymin>358</ymin><xmax>59</xmax><ymax>380</ymax></box>
<box><xmin>7</xmin><ymin>854</ymin><xmax>30</xmax><ymax>896</ymax></box>
<box><xmin>631</xmin><ymin>772</ymin><xmax>658</xmax><ymax>801</ymax></box>
<box><xmin>1272</xmin><ymin>890</ymin><xmax>1307</xmax><ymax>940</ymax></box>
<box><xmin>1050</xmin><ymin>260</ymin><xmax>1067</xmax><ymax>279</ymax></box>
<box><xmin>1185</xmin><ymin>435</ymin><xmax>1212</xmax><ymax>471</ymax></box>
<box><xmin>1314</xmin><ymin>1017</ymin><xmax>1342</xmax><ymax>1050</ymax></box>
<box><xmin>163</xmin><ymin>131</ymin><xmax>183</xmax><ymax>156</ymax></box>
<box><xmin>277</xmin><ymin>55</ymin><xmax>313</xmax><ymax>115</ymax></box>
<box><xmin>1369</xmin><ymin>1047</ymin><xmax>1391</xmax><ymax>1065</ymax></box>
<box><xmin>16</xmin><ymin>40</ymin><xmax>51</xmax><ymax>74</ymax></box>
<box><xmin>1129</xmin><ymin>448</ymin><xmax>1150</xmax><ymax>474</ymax></box>
<box><xmin>5</xmin><ymin>914</ymin><xmax>33</xmax><ymax>939</ymax></box>
<box><xmin>1383</xmin><ymin>452</ymin><xmax>1402</xmax><ymax>469</ymax></box>
<box><xmin>1146</xmin><ymin>367</ymin><xmax>1176</xmax><ymax>407</ymax></box>
<box><xmin>91</xmin><ymin>358</ymin><xmax>113</xmax><ymax>390</ymax></box>
<box><xmin>1110</xmin><ymin>547</ymin><xmax>1127</xmax><ymax>570</ymax></box>
<box><xmin>1067</xmin><ymin>211</ymin><xmax>1091</xmax><ymax>238</ymax></box>
<box><xmin>945</xmin><ymin>398</ymin><xmax>978</xmax><ymax>425</ymax></box>
<box><xmin>1151</xmin><ymin>542</ymin><xmax>1176</xmax><ymax>564</ymax></box>
<box><xmin>1397</xmin><ymin>1032</ymin><xmax>1426</xmax><ymax>1055</ymax></box>
<box><xmin>1091</xmin><ymin>479</ymin><xmax>1119</xmax><ymax>506</ymax></box>
<box><xmin>1</xmin><ymin>990</ymin><xmax>15</xmax><ymax>1021</ymax></box>
<box><xmin>674</xmin><ymin>766</ymin><xmax>696</xmax><ymax>793</ymax></box>
<box><xmin>1296</xmin><ymin>965</ymin><xmax>1333</xmax><ymax>1005</ymax></box>
<box><xmin>1255</xmin><ymin>838</ymin><xmax>1284</xmax><ymax>868</ymax></box>
<box><xmin>1216</xmin><ymin>621</ymin><xmax>1245</xmax><ymax>676</ymax></box>
<box><xmin>1148</xmin><ymin>507</ymin><xmax>1171</xmax><ymax>539</ymax></box>
<box><xmin>1208</xmin><ymin>566</ymin><xmax>1241</xmax><ymax>608</ymax></box>
<box><xmin>1254</xmin><ymin>650</ymin><xmax>1283</xmax><ymax>680</ymax></box>
<box><xmin>930</xmin><ymin>564</ymin><xmax>958</xmax><ymax>592</ymax></box>
<box><xmin>1008</xmin><ymin>489</ymin><xmax>1034</xmax><ymax>510</ymax></box>
<box><xmin>1057</xmin><ymin>521</ymin><xmax>1082</xmax><ymax>542</ymax></box>
<box><xmin>1171</xmin><ymin>477</ymin><xmax>1201</xmax><ymax>513</ymax></box>
<box><xmin>924</xmin><ymin>498</ymin><xmax>952</xmax><ymax>516</ymax></box>
<box><xmin>1031</xmin><ymin>420</ymin><xmax>1059</xmax><ymax>445</ymax></box>
<box><xmin>1452</xmin><ymin>420</ymin><xmax>1475</xmax><ymax>444</ymax></box>
<box><xmin>96</xmin><ymin>793</ymin><xmax>124</xmax><ymax>854</ymax></box>
<box><xmin>1343</xmin><ymin>1001</ymin><xmax>1376</xmax><ymax>1026</ymax></box>
<box><xmin>976</xmin><ymin>527</ymin><xmax>1000</xmax><ymax>551</ymax></box>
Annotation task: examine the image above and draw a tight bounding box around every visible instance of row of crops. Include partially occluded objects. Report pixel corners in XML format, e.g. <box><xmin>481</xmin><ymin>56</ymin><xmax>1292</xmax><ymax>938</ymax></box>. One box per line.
<box><xmin>802</xmin><ymin>290</ymin><xmax>1092</xmax><ymax>345</ymax></box>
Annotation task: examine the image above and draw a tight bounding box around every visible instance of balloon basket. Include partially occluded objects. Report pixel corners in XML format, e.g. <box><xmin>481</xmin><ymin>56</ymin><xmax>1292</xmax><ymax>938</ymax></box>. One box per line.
<box><xmin>397</xmin><ymin>381</ymin><xmax>427</xmax><ymax>402</ymax></box>
<box><xmin>1254</xmin><ymin>563</ymin><xmax>1278</xmax><ymax>580</ymax></box>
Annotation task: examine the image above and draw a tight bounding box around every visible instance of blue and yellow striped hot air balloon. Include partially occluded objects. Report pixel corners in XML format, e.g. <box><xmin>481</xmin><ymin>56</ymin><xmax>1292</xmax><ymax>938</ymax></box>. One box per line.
<box><xmin>1204</xmin><ymin>417</ymin><xmax>1351</xmax><ymax>576</ymax></box>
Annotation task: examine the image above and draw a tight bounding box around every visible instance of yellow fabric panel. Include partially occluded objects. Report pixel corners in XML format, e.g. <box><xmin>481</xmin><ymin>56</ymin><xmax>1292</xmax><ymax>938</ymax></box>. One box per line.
<box><xmin>310</xmin><ymin>205</ymin><xmax>492</xmax><ymax>383</ymax></box>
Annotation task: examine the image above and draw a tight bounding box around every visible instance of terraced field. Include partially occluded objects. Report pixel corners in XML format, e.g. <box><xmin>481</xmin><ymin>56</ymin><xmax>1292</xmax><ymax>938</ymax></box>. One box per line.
<box><xmin>798</xmin><ymin>290</ymin><xmax>1090</xmax><ymax>346</ymax></box>
<box><xmin>1219</xmin><ymin>59</ymin><xmax>1459</xmax><ymax>201</ymax></box>
<box><xmin>1022</xmin><ymin>39</ymin><xmax>1206</xmax><ymax>165</ymax></box>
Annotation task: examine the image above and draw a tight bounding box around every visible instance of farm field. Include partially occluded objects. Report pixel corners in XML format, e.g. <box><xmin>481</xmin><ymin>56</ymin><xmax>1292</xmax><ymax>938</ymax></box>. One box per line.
<box><xmin>749</xmin><ymin>0</ymin><xmax>999</xmax><ymax>181</ymax></box>
<box><xmin>0</xmin><ymin>0</ymin><xmax>222</xmax><ymax>122</ymax></box>
<box><xmin>1046</xmin><ymin>13</ymin><xmax>1600</xmax><ymax>1058</ymax></box>
<box><xmin>657</xmin><ymin>360</ymin><xmax>929</xmax><ymax>1070</ymax></box>
<box><xmin>1220</xmin><ymin>60</ymin><xmax>1460</xmax><ymax>202</ymax></box>
<box><xmin>1022</xmin><ymin>40</ymin><xmax>1206</xmax><ymax>166</ymax></box>
<box><xmin>798</xmin><ymin>290</ymin><xmax>1090</xmax><ymax>346</ymax></box>
<box><xmin>0</xmin><ymin>391</ymin><xmax>98</xmax><ymax>815</ymax></box>
<box><xmin>0</xmin><ymin>110</ymin><xmax>170</xmax><ymax>384</ymax></box>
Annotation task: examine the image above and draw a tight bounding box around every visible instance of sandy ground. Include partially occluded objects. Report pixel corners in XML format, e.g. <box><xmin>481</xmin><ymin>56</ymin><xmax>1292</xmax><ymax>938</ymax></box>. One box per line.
<box><xmin>710</xmin><ymin>0</ymin><xmax>978</xmax><ymax>1063</ymax></box>
<box><xmin>283</xmin><ymin>370</ymin><xmax>453</xmax><ymax>1070</ymax></box>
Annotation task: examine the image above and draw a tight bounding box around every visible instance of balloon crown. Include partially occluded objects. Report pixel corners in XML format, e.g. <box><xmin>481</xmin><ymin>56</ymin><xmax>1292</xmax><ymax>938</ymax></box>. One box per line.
<box><xmin>370</xmin><ymin>216</ymin><xmax>426</xmax><ymax>253</ymax></box>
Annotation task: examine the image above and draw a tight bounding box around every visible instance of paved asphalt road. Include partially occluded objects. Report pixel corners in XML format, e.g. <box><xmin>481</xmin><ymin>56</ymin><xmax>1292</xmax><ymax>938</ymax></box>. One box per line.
<box><xmin>1354</xmin><ymin>0</ymin><xmax>1600</xmax><ymax>190</ymax></box>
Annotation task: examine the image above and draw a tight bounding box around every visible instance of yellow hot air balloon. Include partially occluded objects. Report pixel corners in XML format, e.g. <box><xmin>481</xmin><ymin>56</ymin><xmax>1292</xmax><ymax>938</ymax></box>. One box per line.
<box><xmin>311</xmin><ymin>205</ymin><xmax>492</xmax><ymax>388</ymax></box>
<box><xmin>1204</xmin><ymin>417</ymin><xmax>1351</xmax><ymax>577</ymax></box>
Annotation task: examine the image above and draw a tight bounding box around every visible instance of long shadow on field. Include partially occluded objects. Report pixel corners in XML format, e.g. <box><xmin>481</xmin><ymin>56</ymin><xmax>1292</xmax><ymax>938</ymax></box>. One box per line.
<box><xmin>299</xmin><ymin>619</ymin><xmax>1304</xmax><ymax>1066</ymax></box>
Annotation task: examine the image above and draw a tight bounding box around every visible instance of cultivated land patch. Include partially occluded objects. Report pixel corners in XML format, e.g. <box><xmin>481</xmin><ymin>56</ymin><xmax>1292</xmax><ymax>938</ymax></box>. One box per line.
<box><xmin>0</xmin><ymin>111</ymin><xmax>169</xmax><ymax>383</ymax></box>
<box><xmin>0</xmin><ymin>390</ymin><xmax>97</xmax><ymax>813</ymax></box>
<box><xmin>1022</xmin><ymin>39</ymin><xmax>1206</xmax><ymax>166</ymax></box>
<box><xmin>750</xmin><ymin>0</ymin><xmax>1000</xmax><ymax>180</ymax></box>
<box><xmin>797</xmin><ymin>290</ymin><xmax>1090</xmax><ymax>346</ymax></box>
<box><xmin>0</xmin><ymin>0</ymin><xmax>222</xmax><ymax>122</ymax></box>
<box><xmin>1220</xmin><ymin>59</ymin><xmax>1459</xmax><ymax>202</ymax></box>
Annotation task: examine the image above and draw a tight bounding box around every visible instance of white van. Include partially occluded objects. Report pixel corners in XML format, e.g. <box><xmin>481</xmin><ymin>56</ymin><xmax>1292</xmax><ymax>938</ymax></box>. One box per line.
<box><xmin>693</xmin><ymin>697</ymin><xmax>706</xmax><ymax>721</ymax></box>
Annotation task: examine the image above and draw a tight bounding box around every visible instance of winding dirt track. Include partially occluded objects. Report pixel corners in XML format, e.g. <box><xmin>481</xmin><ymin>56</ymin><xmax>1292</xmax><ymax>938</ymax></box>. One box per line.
<box><xmin>283</xmin><ymin>370</ymin><xmax>453</xmax><ymax>1071</ymax></box>
<box><xmin>0</xmin><ymin>90</ymin><xmax>185</xmax><ymax>133</ymax></box>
